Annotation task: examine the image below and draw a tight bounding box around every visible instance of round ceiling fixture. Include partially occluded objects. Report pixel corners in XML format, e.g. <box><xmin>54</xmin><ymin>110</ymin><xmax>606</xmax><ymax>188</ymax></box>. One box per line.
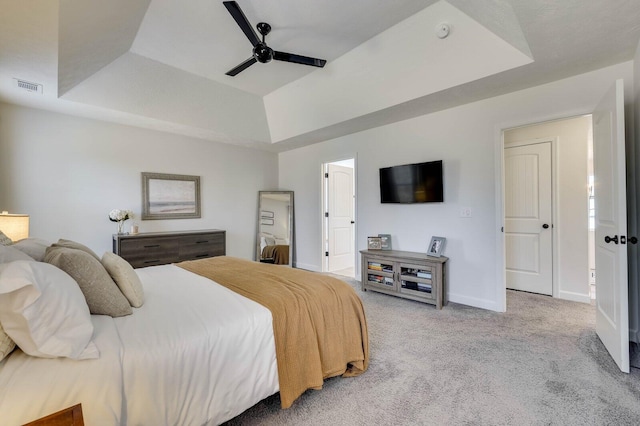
<box><xmin>436</xmin><ymin>23</ymin><xmax>450</xmax><ymax>39</ymax></box>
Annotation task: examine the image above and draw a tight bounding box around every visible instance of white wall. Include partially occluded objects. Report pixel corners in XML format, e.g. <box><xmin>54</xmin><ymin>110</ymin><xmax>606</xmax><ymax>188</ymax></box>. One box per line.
<box><xmin>0</xmin><ymin>103</ymin><xmax>278</xmax><ymax>258</ymax></box>
<box><xmin>279</xmin><ymin>61</ymin><xmax>634</xmax><ymax>312</ymax></box>
<box><xmin>504</xmin><ymin>116</ymin><xmax>592</xmax><ymax>303</ymax></box>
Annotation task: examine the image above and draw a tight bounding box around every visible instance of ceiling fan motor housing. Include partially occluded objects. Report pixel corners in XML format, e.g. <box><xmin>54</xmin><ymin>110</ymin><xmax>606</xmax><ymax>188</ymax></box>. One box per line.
<box><xmin>253</xmin><ymin>43</ymin><xmax>274</xmax><ymax>63</ymax></box>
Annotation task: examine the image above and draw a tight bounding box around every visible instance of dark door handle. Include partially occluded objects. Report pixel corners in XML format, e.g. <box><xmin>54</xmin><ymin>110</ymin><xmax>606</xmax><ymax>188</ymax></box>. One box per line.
<box><xmin>542</xmin><ymin>224</ymin><xmax>549</xmax><ymax>229</ymax></box>
<box><xmin>630</xmin><ymin>236</ymin><xmax>638</xmax><ymax>244</ymax></box>
<box><xmin>604</xmin><ymin>235</ymin><xmax>619</xmax><ymax>244</ymax></box>
<box><xmin>351</xmin><ymin>221</ymin><xmax>355</xmax><ymax>224</ymax></box>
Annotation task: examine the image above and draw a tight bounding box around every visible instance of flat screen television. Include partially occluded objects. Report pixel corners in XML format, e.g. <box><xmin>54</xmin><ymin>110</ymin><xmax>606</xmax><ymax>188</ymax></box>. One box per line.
<box><xmin>379</xmin><ymin>160</ymin><xmax>443</xmax><ymax>203</ymax></box>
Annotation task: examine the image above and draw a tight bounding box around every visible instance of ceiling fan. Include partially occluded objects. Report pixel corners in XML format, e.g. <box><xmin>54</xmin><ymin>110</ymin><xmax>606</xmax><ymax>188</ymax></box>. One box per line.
<box><xmin>222</xmin><ymin>1</ymin><xmax>327</xmax><ymax>76</ymax></box>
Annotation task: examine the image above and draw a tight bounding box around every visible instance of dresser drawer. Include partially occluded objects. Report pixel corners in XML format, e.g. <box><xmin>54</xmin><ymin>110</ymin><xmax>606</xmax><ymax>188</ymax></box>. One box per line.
<box><xmin>118</xmin><ymin>237</ymin><xmax>180</xmax><ymax>268</ymax></box>
<box><xmin>178</xmin><ymin>233</ymin><xmax>225</xmax><ymax>261</ymax></box>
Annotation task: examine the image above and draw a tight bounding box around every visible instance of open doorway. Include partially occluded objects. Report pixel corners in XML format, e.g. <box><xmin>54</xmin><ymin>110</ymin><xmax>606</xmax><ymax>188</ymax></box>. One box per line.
<box><xmin>322</xmin><ymin>158</ymin><xmax>356</xmax><ymax>278</ymax></box>
<box><xmin>502</xmin><ymin>115</ymin><xmax>593</xmax><ymax>302</ymax></box>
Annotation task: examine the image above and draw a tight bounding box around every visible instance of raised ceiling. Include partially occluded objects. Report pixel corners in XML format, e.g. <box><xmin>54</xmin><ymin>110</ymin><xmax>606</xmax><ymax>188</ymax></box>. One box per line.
<box><xmin>0</xmin><ymin>0</ymin><xmax>639</xmax><ymax>152</ymax></box>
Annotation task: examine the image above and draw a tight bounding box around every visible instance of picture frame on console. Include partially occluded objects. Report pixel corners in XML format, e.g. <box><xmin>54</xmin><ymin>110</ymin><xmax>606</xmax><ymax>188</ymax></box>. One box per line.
<box><xmin>378</xmin><ymin>234</ymin><xmax>392</xmax><ymax>250</ymax></box>
<box><xmin>427</xmin><ymin>236</ymin><xmax>446</xmax><ymax>257</ymax></box>
<box><xmin>367</xmin><ymin>236</ymin><xmax>382</xmax><ymax>250</ymax></box>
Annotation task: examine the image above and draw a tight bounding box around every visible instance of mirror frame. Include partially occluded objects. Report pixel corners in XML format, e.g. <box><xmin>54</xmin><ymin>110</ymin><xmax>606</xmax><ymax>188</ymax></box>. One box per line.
<box><xmin>256</xmin><ymin>191</ymin><xmax>294</xmax><ymax>266</ymax></box>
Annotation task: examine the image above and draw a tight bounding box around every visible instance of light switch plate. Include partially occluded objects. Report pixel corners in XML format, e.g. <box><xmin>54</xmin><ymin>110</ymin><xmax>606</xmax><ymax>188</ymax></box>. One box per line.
<box><xmin>460</xmin><ymin>207</ymin><xmax>472</xmax><ymax>218</ymax></box>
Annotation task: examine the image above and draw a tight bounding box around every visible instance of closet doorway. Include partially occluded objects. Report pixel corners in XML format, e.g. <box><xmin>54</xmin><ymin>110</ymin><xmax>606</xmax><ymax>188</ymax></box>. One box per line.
<box><xmin>503</xmin><ymin>115</ymin><xmax>593</xmax><ymax>302</ymax></box>
<box><xmin>322</xmin><ymin>159</ymin><xmax>356</xmax><ymax>278</ymax></box>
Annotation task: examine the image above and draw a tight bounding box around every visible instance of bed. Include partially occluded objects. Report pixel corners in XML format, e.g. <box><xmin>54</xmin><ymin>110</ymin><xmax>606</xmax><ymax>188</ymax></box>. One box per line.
<box><xmin>0</xmin><ymin>242</ymin><xmax>369</xmax><ymax>426</ymax></box>
<box><xmin>259</xmin><ymin>233</ymin><xmax>290</xmax><ymax>264</ymax></box>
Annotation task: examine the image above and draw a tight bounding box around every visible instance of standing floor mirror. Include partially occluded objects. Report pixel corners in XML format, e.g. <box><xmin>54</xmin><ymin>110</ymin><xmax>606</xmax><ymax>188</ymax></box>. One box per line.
<box><xmin>257</xmin><ymin>191</ymin><xmax>294</xmax><ymax>266</ymax></box>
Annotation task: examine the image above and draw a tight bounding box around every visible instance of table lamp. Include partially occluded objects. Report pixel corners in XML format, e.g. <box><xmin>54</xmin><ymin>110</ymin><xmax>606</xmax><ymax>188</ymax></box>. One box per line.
<box><xmin>0</xmin><ymin>212</ymin><xmax>30</xmax><ymax>242</ymax></box>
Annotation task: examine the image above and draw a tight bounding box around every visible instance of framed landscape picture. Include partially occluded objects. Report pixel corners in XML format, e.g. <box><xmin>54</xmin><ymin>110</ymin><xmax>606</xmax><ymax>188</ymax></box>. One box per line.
<box><xmin>141</xmin><ymin>172</ymin><xmax>201</xmax><ymax>220</ymax></box>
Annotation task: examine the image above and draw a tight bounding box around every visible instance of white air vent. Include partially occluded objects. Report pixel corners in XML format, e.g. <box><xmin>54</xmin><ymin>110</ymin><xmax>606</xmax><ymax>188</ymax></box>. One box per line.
<box><xmin>13</xmin><ymin>78</ymin><xmax>43</xmax><ymax>94</ymax></box>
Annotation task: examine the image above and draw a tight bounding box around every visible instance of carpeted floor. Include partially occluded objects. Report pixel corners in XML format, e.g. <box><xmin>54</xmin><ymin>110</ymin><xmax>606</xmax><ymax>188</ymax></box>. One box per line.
<box><xmin>225</xmin><ymin>278</ymin><xmax>640</xmax><ymax>425</ymax></box>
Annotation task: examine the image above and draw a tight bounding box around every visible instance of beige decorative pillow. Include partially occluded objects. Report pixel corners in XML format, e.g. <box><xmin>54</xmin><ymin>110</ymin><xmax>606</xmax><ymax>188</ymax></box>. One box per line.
<box><xmin>0</xmin><ymin>230</ymin><xmax>13</xmax><ymax>246</ymax></box>
<box><xmin>52</xmin><ymin>239</ymin><xmax>100</xmax><ymax>261</ymax></box>
<box><xmin>44</xmin><ymin>247</ymin><xmax>132</xmax><ymax>317</ymax></box>
<box><xmin>101</xmin><ymin>252</ymin><xmax>144</xmax><ymax>308</ymax></box>
<box><xmin>0</xmin><ymin>322</ymin><xmax>16</xmax><ymax>361</ymax></box>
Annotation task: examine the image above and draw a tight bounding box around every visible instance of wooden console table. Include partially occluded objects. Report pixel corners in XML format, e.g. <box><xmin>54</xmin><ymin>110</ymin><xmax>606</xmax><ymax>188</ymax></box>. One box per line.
<box><xmin>113</xmin><ymin>229</ymin><xmax>225</xmax><ymax>268</ymax></box>
<box><xmin>360</xmin><ymin>249</ymin><xmax>447</xmax><ymax>309</ymax></box>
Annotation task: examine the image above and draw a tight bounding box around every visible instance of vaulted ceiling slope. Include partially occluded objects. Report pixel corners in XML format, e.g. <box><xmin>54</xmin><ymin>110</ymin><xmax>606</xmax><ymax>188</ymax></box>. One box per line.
<box><xmin>0</xmin><ymin>0</ymin><xmax>639</xmax><ymax>152</ymax></box>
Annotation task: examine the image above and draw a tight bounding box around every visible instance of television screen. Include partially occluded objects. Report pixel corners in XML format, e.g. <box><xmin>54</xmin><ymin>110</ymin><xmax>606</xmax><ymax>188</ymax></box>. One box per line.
<box><xmin>379</xmin><ymin>160</ymin><xmax>443</xmax><ymax>203</ymax></box>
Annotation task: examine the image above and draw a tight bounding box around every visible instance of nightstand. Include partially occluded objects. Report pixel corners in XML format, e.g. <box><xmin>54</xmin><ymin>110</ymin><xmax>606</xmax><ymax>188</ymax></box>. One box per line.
<box><xmin>23</xmin><ymin>404</ymin><xmax>84</xmax><ymax>426</ymax></box>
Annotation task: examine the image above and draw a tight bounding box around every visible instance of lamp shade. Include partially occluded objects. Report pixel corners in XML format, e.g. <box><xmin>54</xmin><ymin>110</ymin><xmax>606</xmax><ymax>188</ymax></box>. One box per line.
<box><xmin>0</xmin><ymin>214</ymin><xmax>29</xmax><ymax>242</ymax></box>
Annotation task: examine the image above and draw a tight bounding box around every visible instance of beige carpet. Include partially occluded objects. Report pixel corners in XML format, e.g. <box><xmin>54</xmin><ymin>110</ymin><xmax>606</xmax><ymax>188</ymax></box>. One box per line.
<box><xmin>224</xmin><ymin>278</ymin><xmax>640</xmax><ymax>425</ymax></box>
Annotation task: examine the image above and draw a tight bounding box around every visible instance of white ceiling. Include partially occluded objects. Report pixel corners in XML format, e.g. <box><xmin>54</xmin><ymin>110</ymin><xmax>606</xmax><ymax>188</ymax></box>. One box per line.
<box><xmin>0</xmin><ymin>0</ymin><xmax>639</xmax><ymax>152</ymax></box>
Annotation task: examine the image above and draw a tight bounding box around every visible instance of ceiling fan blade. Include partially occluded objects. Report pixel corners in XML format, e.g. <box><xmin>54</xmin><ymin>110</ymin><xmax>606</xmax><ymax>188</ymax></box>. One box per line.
<box><xmin>274</xmin><ymin>51</ymin><xmax>326</xmax><ymax>68</ymax></box>
<box><xmin>226</xmin><ymin>57</ymin><xmax>257</xmax><ymax>76</ymax></box>
<box><xmin>223</xmin><ymin>1</ymin><xmax>259</xmax><ymax>46</ymax></box>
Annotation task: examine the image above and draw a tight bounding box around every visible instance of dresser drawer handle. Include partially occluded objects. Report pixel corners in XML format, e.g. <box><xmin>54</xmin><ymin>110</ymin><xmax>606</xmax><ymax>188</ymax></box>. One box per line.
<box><xmin>195</xmin><ymin>254</ymin><xmax>209</xmax><ymax>258</ymax></box>
<box><xmin>144</xmin><ymin>260</ymin><xmax>160</xmax><ymax>264</ymax></box>
<box><xmin>196</xmin><ymin>240</ymin><xmax>209</xmax><ymax>244</ymax></box>
<box><xmin>144</xmin><ymin>244</ymin><xmax>160</xmax><ymax>248</ymax></box>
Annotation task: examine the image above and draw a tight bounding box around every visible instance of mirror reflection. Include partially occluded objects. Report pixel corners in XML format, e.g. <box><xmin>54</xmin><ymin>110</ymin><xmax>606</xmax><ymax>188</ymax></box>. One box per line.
<box><xmin>257</xmin><ymin>191</ymin><xmax>294</xmax><ymax>266</ymax></box>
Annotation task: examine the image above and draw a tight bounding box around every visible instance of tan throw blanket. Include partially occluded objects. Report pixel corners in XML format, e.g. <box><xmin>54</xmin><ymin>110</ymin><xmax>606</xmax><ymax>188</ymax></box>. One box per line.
<box><xmin>261</xmin><ymin>244</ymin><xmax>290</xmax><ymax>264</ymax></box>
<box><xmin>177</xmin><ymin>256</ymin><xmax>369</xmax><ymax>408</ymax></box>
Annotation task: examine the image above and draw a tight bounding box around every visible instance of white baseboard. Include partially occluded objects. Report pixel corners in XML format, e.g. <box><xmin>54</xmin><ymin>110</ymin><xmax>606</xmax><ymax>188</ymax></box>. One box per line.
<box><xmin>557</xmin><ymin>290</ymin><xmax>591</xmax><ymax>304</ymax></box>
<box><xmin>448</xmin><ymin>292</ymin><xmax>503</xmax><ymax>312</ymax></box>
<box><xmin>294</xmin><ymin>262</ymin><xmax>321</xmax><ymax>272</ymax></box>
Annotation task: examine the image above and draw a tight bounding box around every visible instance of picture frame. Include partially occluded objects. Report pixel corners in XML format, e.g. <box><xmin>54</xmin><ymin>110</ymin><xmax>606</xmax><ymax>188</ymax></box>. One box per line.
<box><xmin>378</xmin><ymin>234</ymin><xmax>392</xmax><ymax>250</ymax></box>
<box><xmin>260</xmin><ymin>210</ymin><xmax>274</xmax><ymax>219</ymax></box>
<box><xmin>367</xmin><ymin>236</ymin><xmax>382</xmax><ymax>250</ymax></box>
<box><xmin>427</xmin><ymin>236</ymin><xmax>446</xmax><ymax>257</ymax></box>
<box><xmin>141</xmin><ymin>172</ymin><xmax>201</xmax><ymax>220</ymax></box>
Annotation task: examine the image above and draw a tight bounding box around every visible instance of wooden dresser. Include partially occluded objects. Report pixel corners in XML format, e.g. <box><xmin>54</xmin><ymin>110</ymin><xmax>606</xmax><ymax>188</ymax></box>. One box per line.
<box><xmin>113</xmin><ymin>229</ymin><xmax>226</xmax><ymax>268</ymax></box>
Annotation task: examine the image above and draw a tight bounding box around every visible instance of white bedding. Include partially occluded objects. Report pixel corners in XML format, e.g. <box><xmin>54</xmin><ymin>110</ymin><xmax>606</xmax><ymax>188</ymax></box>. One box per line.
<box><xmin>0</xmin><ymin>264</ymin><xmax>279</xmax><ymax>426</ymax></box>
<box><xmin>0</xmin><ymin>315</ymin><xmax>124</xmax><ymax>425</ymax></box>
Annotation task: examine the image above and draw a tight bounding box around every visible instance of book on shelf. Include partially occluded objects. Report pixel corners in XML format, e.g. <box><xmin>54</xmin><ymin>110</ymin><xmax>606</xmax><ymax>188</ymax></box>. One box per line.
<box><xmin>384</xmin><ymin>277</ymin><xmax>394</xmax><ymax>285</ymax></box>
<box><xmin>368</xmin><ymin>262</ymin><xmax>383</xmax><ymax>271</ymax></box>
<box><xmin>417</xmin><ymin>271</ymin><xmax>432</xmax><ymax>279</ymax></box>
<box><xmin>417</xmin><ymin>283</ymin><xmax>432</xmax><ymax>292</ymax></box>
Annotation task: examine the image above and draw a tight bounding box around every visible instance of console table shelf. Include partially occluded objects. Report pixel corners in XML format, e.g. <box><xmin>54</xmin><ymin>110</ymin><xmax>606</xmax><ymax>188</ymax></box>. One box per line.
<box><xmin>360</xmin><ymin>249</ymin><xmax>447</xmax><ymax>309</ymax></box>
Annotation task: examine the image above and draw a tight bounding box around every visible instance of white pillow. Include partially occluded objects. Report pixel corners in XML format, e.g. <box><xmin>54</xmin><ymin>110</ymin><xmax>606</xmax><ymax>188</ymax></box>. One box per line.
<box><xmin>0</xmin><ymin>261</ymin><xmax>99</xmax><ymax>360</ymax></box>
<box><xmin>101</xmin><ymin>252</ymin><xmax>144</xmax><ymax>308</ymax></box>
<box><xmin>12</xmin><ymin>238</ymin><xmax>50</xmax><ymax>262</ymax></box>
<box><xmin>0</xmin><ymin>244</ymin><xmax>34</xmax><ymax>263</ymax></box>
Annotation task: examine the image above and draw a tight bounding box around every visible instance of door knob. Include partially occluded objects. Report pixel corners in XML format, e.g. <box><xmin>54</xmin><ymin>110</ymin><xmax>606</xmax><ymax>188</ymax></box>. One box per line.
<box><xmin>630</xmin><ymin>236</ymin><xmax>638</xmax><ymax>244</ymax></box>
<box><xmin>542</xmin><ymin>224</ymin><xmax>549</xmax><ymax>229</ymax></box>
<box><xmin>604</xmin><ymin>235</ymin><xmax>619</xmax><ymax>244</ymax></box>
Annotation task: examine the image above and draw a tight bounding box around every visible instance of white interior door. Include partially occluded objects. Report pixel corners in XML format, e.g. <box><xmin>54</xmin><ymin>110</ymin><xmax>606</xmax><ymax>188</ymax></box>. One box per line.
<box><xmin>504</xmin><ymin>141</ymin><xmax>553</xmax><ymax>295</ymax></box>
<box><xmin>593</xmin><ymin>79</ymin><xmax>629</xmax><ymax>373</ymax></box>
<box><xmin>327</xmin><ymin>164</ymin><xmax>354</xmax><ymax>272</ymax></box>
